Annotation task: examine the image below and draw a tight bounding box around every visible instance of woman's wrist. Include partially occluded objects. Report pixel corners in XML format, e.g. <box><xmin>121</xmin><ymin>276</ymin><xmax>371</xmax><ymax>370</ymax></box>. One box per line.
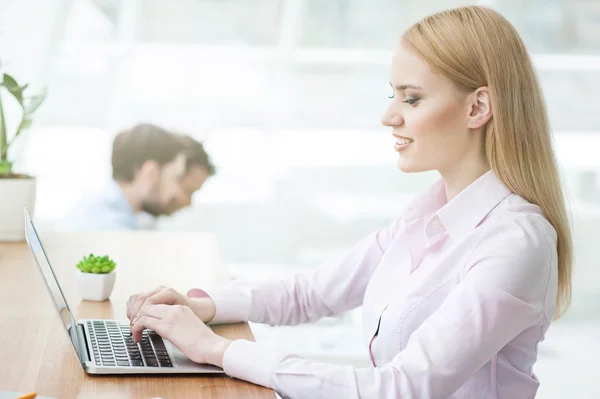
<box><xmin>205</xmin><ymin>336</ymin><xmax>233</xmax><ymax>368</ymax></box>
<box><xmin>187</xmin><ymin>297</ymin><xmax>217</xmax><ymax>323</ymax></box>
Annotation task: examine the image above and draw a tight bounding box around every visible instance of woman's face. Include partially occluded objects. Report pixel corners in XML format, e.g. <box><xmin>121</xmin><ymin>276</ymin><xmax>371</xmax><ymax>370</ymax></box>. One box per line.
<box><xmin>381</xmin><ymin>44</ymin><xmax>483</xmax><ymax>175</ymax></box>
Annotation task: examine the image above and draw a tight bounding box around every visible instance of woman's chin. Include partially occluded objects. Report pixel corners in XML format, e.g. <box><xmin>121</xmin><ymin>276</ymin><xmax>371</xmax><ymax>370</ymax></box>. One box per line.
<box><xmin>396</xmin><ymin>158</ymin><xmax>418</xmax><ymax>173</ymax></box>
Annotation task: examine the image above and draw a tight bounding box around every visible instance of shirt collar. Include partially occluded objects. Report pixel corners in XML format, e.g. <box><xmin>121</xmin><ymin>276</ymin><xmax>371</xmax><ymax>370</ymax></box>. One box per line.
<box><xmin>403</xmin><ymin>178</ymin><xmax>448</xmax><ymax>221</ymax></box>
<box><xmin>106</xmin><ymin>180</ymin><xmax>138</xmax><ymax>229</ymax></box>
<box><xmin>404</xmin><ymin>170</ymin><xmax>512</xmax><ymax>241</ymax></box>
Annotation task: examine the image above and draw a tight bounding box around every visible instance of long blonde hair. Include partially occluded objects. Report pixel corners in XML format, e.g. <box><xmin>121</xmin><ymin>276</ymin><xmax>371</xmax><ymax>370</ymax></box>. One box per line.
<box><xmin>403</xmin><ymin>6</ymin><xmax>572</xmax><ymax>318</ymax></box>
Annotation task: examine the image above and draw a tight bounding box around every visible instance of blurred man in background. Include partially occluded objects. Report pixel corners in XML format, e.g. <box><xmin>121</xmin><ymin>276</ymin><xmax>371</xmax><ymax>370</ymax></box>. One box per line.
<box><xmin>57</xmin><ymin>123</ymin><xmax>215</xmax><ymax>231</ymax></box>
<box><xmin>171</xmin><ymin>133</ymin><xmax>215</xmax><ymax>213</ymax></box>
<box><xmin>137</xmin><ymin>133</ymin><xmax>216</xmax><ymax>228</ymax></box>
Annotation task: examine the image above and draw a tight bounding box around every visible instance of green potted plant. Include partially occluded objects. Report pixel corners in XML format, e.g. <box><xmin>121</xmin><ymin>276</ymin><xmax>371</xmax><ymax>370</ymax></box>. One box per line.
<box><xmin>76</xmin><ymin>254</ymin><xmax>117</xmax><ymax>301</ymax></box>
<box><xmin>0</xmin><ymin>70</ymin><xmax>47</xmax><ymax>241</ymax></box>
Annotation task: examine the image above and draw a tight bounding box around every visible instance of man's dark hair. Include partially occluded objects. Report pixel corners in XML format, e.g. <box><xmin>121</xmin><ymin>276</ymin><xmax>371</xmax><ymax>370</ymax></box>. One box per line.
<box><xmin>111</xmin><ymin>123</ymin><xmax>187</xmax><ymax>182</ymax></box>
<box><xmin>179</xmin><ymin>135</ymin><xmax>216</xmax><ymax>176</ymax></box>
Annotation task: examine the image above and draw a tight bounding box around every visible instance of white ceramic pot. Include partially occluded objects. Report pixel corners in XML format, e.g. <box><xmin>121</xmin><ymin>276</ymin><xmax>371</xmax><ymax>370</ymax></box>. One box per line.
<box><xmin>0</xmin><ymin>177</ymin><xmax>36</xmax><ymax>241</ymax></box>
<box><xmin>76</xmin><ymin>270</ymin><xmax>116</xmax><ymax>301</ymax></box>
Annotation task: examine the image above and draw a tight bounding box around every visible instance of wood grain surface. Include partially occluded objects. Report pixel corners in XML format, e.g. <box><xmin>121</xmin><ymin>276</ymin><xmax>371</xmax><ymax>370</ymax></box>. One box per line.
<box><xmin>0</xmin><ymin>232</ymin><xmax>274</xmax><ymax>399</ymax></box>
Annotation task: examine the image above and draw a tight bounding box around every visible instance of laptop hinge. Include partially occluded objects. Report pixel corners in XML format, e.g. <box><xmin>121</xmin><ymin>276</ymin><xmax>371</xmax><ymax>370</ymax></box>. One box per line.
<box><xmin>76</xmin><ymin>323</ymin><xmax>91</xmax><ymax>363</ymax></box>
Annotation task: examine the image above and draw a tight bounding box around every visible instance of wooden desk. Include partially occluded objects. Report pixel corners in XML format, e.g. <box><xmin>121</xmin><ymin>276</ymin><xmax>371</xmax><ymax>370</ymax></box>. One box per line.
<box><xmin>0</xmin><ymin>232</ymin><xmax>274</xmax><ymax>399</ymax></box>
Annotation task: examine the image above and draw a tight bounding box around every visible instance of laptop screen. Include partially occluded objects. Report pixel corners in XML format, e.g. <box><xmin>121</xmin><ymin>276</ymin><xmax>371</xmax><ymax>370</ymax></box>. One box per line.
<box><xmin>24</xmin><ymin>208</ymin><xmax>84</xmax><ymax>363</ymax></box>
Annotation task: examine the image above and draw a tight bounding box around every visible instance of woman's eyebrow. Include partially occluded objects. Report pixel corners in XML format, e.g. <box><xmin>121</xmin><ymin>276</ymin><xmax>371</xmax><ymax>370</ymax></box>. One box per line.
<box><xmin>389</xmin><ymin>82</ymin><xmax>423</xmax><ymax>91</ymax></box>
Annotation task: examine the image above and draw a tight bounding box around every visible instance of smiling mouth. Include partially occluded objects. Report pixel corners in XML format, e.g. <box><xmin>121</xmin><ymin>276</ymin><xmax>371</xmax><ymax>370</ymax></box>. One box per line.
<box><xmin>395</xmin><ymin>137</ymin><xmax>414</xmax><ymax>145</ymax></box>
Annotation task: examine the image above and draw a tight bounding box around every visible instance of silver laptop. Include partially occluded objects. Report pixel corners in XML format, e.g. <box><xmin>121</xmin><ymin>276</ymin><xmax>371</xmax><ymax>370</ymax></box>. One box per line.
<box><xmin>24</xmin><ymin>208</ymin><xmax>223</xmax><ymax>375</ymax></box>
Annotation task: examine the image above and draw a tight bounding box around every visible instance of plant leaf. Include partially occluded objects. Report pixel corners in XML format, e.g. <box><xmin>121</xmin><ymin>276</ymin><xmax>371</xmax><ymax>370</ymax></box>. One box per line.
<box><xmin>0</xmin><ymin>160</ymin><xmax>12</xmax><ymax>175</ymax></box>
<box><xmin>1</xmin><ymin>74</ymin><xmax>26</xmax><ymax>105</ymax></box>
<box><xmin>18</xmin><ymin>118</ymin><xmax>32</xmax><ymax>131</ymax></box>
<box><xmin>24</xmin><ymin>88</ymin><xmax>47</xmax><ymax>115</ymax></box>
<box><xmin>1</xmin><ymin>74</ymin><xmax>19</xmax><ymax>91</ymax></box>
<box><xmin>6</xmin><ymin>117</ymin><xmax>33</xmax><ymax>149</ymax></box>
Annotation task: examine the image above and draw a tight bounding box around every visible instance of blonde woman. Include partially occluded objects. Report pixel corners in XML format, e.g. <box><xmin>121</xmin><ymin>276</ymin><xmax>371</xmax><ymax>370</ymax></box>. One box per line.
<box><xmin>127</xmin><ymin>6</ymin><xmax>572</xmax><ymax>398</ymax></box>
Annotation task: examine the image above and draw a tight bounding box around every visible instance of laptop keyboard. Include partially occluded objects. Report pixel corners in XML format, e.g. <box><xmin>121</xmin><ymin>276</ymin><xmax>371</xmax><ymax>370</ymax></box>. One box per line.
<box><xmin>87</xmin><ymin>320</ymin><xmax>173</xmax><ymax>368</ymax></box>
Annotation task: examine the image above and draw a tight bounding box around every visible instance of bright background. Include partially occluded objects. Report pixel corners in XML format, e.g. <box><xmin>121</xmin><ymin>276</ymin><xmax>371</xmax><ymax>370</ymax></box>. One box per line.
<box><xmin>1</xmin><ymin>1</ymin><xmax>599</xmax><ymax>397</ymax></box>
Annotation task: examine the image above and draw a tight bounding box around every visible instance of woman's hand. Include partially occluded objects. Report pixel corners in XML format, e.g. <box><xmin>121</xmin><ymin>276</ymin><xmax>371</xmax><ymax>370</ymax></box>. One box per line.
<box><xmin>130</xmin><ymin>304</ymin><xmax>232</xmax><ymax>367</ymax></box>
<box><xmin>126</xmin><ymin>286</ymin><xmax>216</xmax><ymax>325</ymax></box>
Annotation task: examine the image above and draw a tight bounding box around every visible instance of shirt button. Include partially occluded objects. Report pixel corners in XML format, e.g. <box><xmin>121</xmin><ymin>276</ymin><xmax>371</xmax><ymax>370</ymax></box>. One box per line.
<box><xmin>431</xmin><ymin>218</ymin><xmax>440</xmax><ymax>228</ymax></box>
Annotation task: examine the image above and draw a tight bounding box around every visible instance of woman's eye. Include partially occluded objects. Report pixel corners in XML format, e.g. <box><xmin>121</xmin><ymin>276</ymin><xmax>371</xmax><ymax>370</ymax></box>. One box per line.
<box><xmin>403</xmin><ymin>97</ymin><xmax>420</xmax><ymax>105</ymax></box>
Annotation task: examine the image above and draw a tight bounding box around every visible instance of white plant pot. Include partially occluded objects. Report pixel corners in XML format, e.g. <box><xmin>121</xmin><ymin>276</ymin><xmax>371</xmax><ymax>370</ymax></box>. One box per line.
<box><xmin>77</xmin><ymin>270</ymin><xmax>116</xmax><ymax>301</ymax></box>
<box><xmin>0</xmin><ymin>177</ymin><xmax>36</xmax><ymax>241</ymax></box>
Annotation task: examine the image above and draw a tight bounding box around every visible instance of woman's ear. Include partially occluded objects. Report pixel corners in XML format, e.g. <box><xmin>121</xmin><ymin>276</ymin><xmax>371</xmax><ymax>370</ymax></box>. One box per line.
<box><xmin>467</xmin><ymin>87</ymin><xmax>492</xmax><ymax>129</ymax></box>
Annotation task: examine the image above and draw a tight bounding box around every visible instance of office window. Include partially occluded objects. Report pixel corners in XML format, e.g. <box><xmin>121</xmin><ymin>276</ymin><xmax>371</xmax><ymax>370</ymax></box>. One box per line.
<box><xmin>138</xmin><ymin>0</ymin><xmax>283</xmax><ymax>45</ymax></box>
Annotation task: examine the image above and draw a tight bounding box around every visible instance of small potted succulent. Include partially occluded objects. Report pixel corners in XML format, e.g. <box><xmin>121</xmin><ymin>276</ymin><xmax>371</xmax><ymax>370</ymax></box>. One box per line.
<box><xmin>76</xmin><ymin>254</ymin><xmax>116</xmax><ymax>301</ymax></box>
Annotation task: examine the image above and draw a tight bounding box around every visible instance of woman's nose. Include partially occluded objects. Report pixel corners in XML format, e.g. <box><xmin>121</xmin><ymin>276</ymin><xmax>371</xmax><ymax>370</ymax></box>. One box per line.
<box><xmin>381</xmin><ymin>105</ymin><xmax>403</xmax><ymax>127</ymax></box>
